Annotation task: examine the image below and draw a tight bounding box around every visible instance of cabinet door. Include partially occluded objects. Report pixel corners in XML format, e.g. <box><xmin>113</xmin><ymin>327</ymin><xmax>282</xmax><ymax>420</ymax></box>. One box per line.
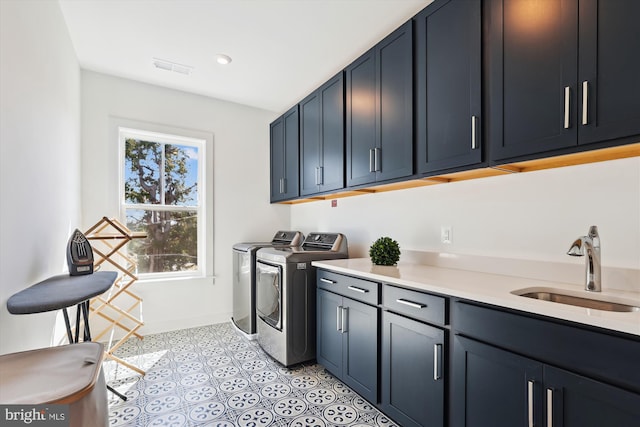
<box><xmin>346</xmin><ymin>21</ymin><xmax>413</xmax><ymax>187</ymax></box>
<box><xmin>578</xmin><ymin>0</ymin><xmax>640</xmax><ymax>145</ymax></box>
<box><xmin>316</xmin><ymin>289</ymin><xmax>343</xmax><ymax>376</ymax></box>
<box><xmin>300</xmin><ymin>73</ymin><xmax>345</xmax><ymax>196</ymax></box>
<box><xmin>346</xmin><ymin>48</ymin><xmax>377</xmax><ymax>187</ymax></box>
<box><xmin>300</xmin><ymin>91</ymin><xmax>321</xmax><ymax>196</ymax></box>
<box><xmin>319</xmin><ymin>73</ymin><xmax>345</xmax><ymax>193</ymax></box>
<box><xmin>381</xmin><ymin>311</ymin><xmax>444</xmax><ymax>427</ymax></box>
<box><xmin>342</xmin><ymin>297</ymin><xmax>378</xmax><ymax>403</ymax></box>
<box><xmin>544</xmin><ymin>366</ymin><xmax>640</xmax><ymax>427</ymax></box>
<box><xmin>376</xmin><ymin>20</ymin><xmax>414</xmax><ymax>182</ymax></box>
<box><xmin>270</xmin><ymin>116</ymin><xmax>285</xmax><ymax>201</ymax></box>
<box><xmin>282</xmin><ymin>107</ymin><xmax>300</xmax><ymax>199</ymax></box>
<box><xmin>453</xmin><ymin>336</ymin><xmax>543</xmax><ymax>427</ymax></box>
<box><xmin>416</xmin><ymin>0</ymin><xmax>482</xmax><ymax>174</ymax></box>
<box><xmin>489</xmin><ymin>0</ymin><xmax>578</xmax><ymax>162</ymax></box>
<box><xmin>270</xmin><ymin>106</ymin><xmax>299</xmax><ymax>202</ymax></box>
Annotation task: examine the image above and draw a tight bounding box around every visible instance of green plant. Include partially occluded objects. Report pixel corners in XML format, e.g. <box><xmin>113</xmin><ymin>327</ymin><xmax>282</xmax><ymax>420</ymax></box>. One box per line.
<box><xmin>369</xmin><ymin>237</ymin><xmax>401</xmax><ymax>266</ymax></box>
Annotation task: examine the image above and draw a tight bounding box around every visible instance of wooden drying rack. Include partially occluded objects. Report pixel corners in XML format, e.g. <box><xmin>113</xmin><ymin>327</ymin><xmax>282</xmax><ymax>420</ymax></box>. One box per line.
<box><xmin>84</xmin><ymin>217</ymin><xmax>146</xmax><ymax>375</ymax></box>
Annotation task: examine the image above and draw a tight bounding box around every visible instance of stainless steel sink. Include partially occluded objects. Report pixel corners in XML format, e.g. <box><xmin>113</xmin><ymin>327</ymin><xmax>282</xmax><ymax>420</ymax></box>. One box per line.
<box><xmin>513</xmin><ymin>288</ymin><xmax>640</xmax><ymax>312</ymax></box>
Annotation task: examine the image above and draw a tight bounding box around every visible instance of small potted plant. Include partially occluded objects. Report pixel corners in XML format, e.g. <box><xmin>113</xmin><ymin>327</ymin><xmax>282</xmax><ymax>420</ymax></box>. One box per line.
<box><xmin>369</xmin><ymin>237</ymin><xmax>401</xmax><ymax>266</ymax></box>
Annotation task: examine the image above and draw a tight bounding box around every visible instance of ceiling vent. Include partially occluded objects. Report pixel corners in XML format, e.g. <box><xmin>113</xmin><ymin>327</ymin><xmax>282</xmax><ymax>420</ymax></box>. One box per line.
<box><xmin>152</xmin><ymin>58</ymin><xmax>194</xmax><ymax>75</ymax></box>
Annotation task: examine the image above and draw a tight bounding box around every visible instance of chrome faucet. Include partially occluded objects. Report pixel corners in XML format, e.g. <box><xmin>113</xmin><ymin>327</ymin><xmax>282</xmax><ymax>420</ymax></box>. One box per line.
<box><xmin>567</xmin><ymin>226</ymin><xmax>601</xmax><ymax>292</ymax></box>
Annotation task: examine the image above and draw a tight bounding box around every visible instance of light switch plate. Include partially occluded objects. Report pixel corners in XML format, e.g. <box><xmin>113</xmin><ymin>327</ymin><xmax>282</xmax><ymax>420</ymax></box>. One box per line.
<box><xmin>441</xmin><ymin>226</ymin><xmax>452</xmax><ymax>244</ymax></box>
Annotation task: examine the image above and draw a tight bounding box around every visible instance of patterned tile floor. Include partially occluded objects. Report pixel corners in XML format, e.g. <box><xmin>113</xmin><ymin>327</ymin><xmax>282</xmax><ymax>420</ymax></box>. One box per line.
<box><xmin>105</xmin><ymin>322</ymin><xmax>398</xmax><ymax>427</ymax></box>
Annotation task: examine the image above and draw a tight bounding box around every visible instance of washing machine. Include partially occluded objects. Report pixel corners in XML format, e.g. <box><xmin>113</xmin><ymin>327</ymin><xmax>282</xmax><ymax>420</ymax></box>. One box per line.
<box><xmin>255</xmin><ymin>233</ymin><xmax>348</xmax><ymax>365</ymax></box>
<box><xmin>232</xmin><ymin>231</ymin><xmax>303</xmax><ymax>337</ymax></box>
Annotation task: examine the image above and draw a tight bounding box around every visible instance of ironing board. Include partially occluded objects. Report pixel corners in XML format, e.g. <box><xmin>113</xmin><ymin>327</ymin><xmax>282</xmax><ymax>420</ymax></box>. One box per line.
<box><xmin>7</xmin><ymin>272</ymin><xmax>117</xmax><ymax>343</ymax></box>
<box><xmin>6</xmin><ymin>271</ymin><xmax>125</xmax><ymax>400</ymax></box>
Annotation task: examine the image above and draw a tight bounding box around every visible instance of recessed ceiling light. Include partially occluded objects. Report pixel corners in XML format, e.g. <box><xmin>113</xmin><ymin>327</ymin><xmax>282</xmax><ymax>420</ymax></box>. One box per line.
<box><xmin>152</xmin><ymin>58</ymin><xmax>194</xmax><ymax>75</ymax></box>
<box><xmin>216</xmin><ymin>54</ymin><xmax>232</xmax><ymax>65</ymax></box>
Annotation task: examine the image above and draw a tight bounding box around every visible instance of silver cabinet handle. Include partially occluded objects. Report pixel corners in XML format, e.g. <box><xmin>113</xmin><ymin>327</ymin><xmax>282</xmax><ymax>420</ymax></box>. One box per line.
<box><xmin>341</xmin><ymin>306</ymin><xmax>348</xmax><ymax>333</ymax></box>
<box><xmin>320</xmin><ymin>278</ymin><xmax>335</xmax><ymax>284</ymax></box>
<box><xmin>582</xmin><ymin>81</ymin><xmax>589</xmax><ymax>125</ymax></box>
<box><xmin>369</xmin><ymin>148</ymin><xmax>375</xmax><ymax>173</ymax></box>
<box><xmin>318</xmin><ymin>166</ymin><xmax>323</xmax><ymax>185</ymax></box>
<box><xmin>396</xmin><ymin>298</ymin><xmax>426</xmax><ymax>309</ymax></box>
<box><xmin>471</xmin><ymin>115</ymin><xmax>478</xmax><ymax>149</ymax></box>
<box><xmin>374</xmin><ymin>147</ymin><xmax>381</xmax><ymax>172</ymax></box>
<box><xmin>433</xmin><ymin>344</ymin><xmax>442</xmax><ymax>380</ymax></box>
<box><xmin>547</xmin><ymin>388</ymin><xmax>553</xmax><ymax>427</ymax></box>
<box><xmin>279</xmin><ymin>178</ymin><xmax>284</xmax><ymax>194</ymax></box>
<box><xmin>336</xmin><ymin>305</ymin><xmax>342</xmax><ymax>332</ymax></box>
<box><xmin>528</xmin><ymin>380</ymin><xmax>534</xmax><ymax>427</ymax></box>
<box><xmin>347</xmin><ymin>285</ymin><xmax>368</xmax><ymax>294</ymax></box>
<box><xmin>564</xmin><ymin>86</ymin><xmax>571</xmax><ymax>129</ymax></box>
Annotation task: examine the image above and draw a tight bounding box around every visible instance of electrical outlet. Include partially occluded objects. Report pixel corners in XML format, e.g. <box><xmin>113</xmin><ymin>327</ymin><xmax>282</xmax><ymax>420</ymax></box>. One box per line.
<box><xmin>441</xmin><ymin>226</ymin><xmax>452</xmax><ymax>244</ymax></box>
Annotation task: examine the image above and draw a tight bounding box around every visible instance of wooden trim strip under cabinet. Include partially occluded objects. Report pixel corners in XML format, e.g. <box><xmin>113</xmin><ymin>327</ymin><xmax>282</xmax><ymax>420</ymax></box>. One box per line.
<box><xmin>278</xmin><ymin>143</ymin><xmax>640</xmax><ymax>204</ymax></box>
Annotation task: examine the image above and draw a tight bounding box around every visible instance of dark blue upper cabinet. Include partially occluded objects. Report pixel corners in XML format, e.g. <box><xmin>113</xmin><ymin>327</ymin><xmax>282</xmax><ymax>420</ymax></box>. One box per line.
<box><xmin>416</xmin><ymin>0</ymin><xmax>483</xmax><ymax>175</ymax></box>
<box><xmin>271</xmin><ymin>0</ymin><xmax>640</xmax><ymax>203</ymax></box>
<box><xmin>577</xmin><ymin>0</ymin><xmax>640</xmax><ymax>146</ymax></box>
<box><xmin>489</xmin><ymin>0</ymin><xmax>578</xmax><ymax>162</ymax></box>
<box><xmin>299</xmin><ymin>72</ymin><xmax>345</xmax><ymax>196</ymax></box>
<box><xmin>270</xmin><ymin>105</ymin><xmax>299</xmax><ymax>202</ymax></box>
<box><xmin>489</xmin><ymin>0</ymin><xmax>640</xmax><ymax>163</ymax></box>
<box><xmin>346</xmin><ymin>21</ymin><xmax>414</xmax><ymax>187</ymax></box>
<box><xmin>346</xmin><ymin>49</ymin><xmax>376</xmax><ymax>187</ymax></box>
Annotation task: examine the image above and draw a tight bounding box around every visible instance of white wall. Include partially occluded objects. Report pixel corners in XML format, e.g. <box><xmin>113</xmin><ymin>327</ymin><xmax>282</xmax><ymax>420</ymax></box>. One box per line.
<box><xmin>80</xmin><ymin>71</ymin><xmax>290</xmax><ymax>335</ymax></box>
<box><xmin>0</xmin><ymin>0</ymin><xmax>81</xmax><ymax>354</ymax></box>
<box><xmin>291</xmin><ymin>157</ymin><xmax>640</xmax><ymax>271</ymax></box>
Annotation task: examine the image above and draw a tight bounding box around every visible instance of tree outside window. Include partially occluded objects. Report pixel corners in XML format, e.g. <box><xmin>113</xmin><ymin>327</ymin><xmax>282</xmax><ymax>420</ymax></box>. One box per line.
<box><xmin>121</xmin><ymin>130</ymin><xmax>203</xmax><ymax>276</ymax></box>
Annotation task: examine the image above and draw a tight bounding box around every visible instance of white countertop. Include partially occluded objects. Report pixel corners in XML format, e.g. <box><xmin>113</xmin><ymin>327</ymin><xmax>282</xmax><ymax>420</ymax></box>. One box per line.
<box><xmin>312</xmin><ymin>258</ymin><xmax>640</xmax><ymax>337</ymax></box>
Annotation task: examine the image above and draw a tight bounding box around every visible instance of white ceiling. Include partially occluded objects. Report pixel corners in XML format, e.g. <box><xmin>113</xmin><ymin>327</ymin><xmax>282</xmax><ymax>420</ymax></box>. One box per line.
<box><xmin>58</xmin><ymin>0</ymin><xmax>432</xmax><ymax>113</ymax></box>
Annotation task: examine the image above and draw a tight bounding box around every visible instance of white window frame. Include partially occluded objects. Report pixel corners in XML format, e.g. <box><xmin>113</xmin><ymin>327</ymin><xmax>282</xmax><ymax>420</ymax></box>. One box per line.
<box><xmin>118</xmin><ymin>125</ymin><xmax>208</xmax><ymax>280</ymax></box>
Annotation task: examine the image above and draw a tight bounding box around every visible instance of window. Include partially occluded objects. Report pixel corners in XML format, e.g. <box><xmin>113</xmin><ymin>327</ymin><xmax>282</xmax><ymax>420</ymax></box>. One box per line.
<box><xmin>119</xmin><ymin>127</ymin><xmax>205</xmax><ymax>278</ymax></box>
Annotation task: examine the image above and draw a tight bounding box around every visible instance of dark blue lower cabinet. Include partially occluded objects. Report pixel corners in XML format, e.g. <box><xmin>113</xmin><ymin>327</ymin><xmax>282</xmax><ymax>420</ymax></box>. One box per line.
<box><xmin>316</xmin><ymin>288</ymin><xmax>378</xmax><ymax>404</ymax></box>
<box><xmin>381</xmin><ymin>311</ymin><xmax>445</xmax><ymax>427</ymax></box>
<box><xmin>544</xmin><ymin>365</ymin><xmax>640</xmax><ymax>427</ymax></box>
<box><xmin>453</xmin><ymin>335</ymin><xmax>543</xmax><ymax>427</ymax></box>
<box><xmin>453</xmin><ymin>335</ymin><xmax>640</xmax><ymax>427</ymax></box>
<box><xmin>316</xmin><ymin>288</ymin><xmax>343</xmax><ymax>374</ymax></box>
<box><xmin>341</xmin><ymin>298</ymin><xmax>378</xmax><ymax>403</ymax></box>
